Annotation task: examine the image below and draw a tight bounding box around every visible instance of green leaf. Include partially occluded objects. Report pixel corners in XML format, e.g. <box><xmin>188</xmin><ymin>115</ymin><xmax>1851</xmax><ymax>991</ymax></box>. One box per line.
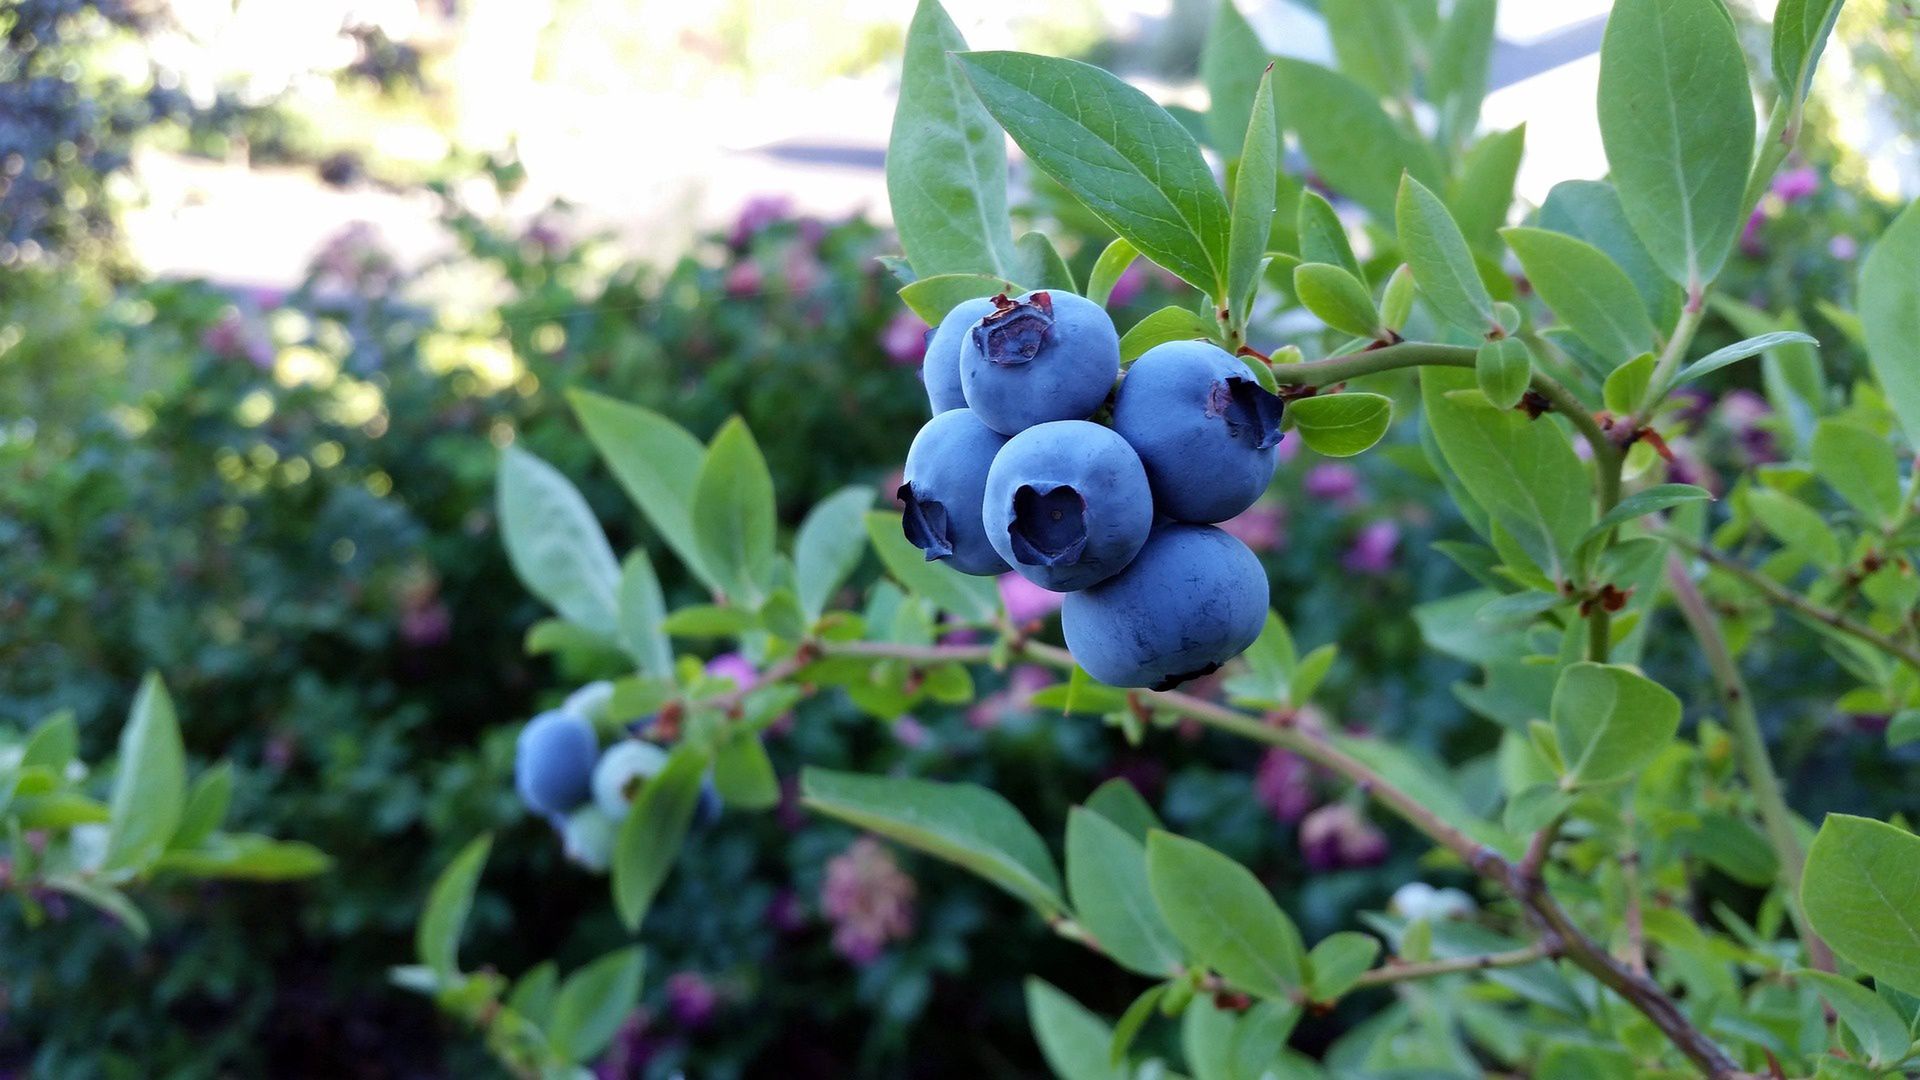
<box><xmin>711</xmin><ymin>733</ymin><xmax>779</xmax><ymax>811</ymax></box>
<box><xmin>43</xmin><ymin>876</ymin><xmax>148</xmax><ymax>940</ymax></box>
<box><xmin>958</xmin><ymin>51</ymin><xmax>1229</xmax><ymax>294</ymax></box>
<box><xmin>1066</xmin><ymin>808</ymin><xmax>1185</xmax><ymax>978</ymax></box>
<box><xmin>794</xmin><ymin>486</ymin><xmax>874</xmax><ymax>622</ymax></box>
<box><xmin>170</xmin><ymin>763</ymin><xmax>233</xmax><ymax>851</ymax></box>
<box><xmin>1119</xmin><ymin>305</ymin><xmax>1223</xmax><ymax>364</ymax></box>
<box><xmin>1450</xmin><ymin>125</ymin><xmax>1526</xmax><ymax>250</ymax></box>
<box><xmin>1287</xmin><ymin>393</ymin><xmax>1393</xmax><ymax>458</ymax></box>
<box><xmin>1308</xmin><ymin>932</ymin><xmax>1381</xmax><ymax>1002</ymax></box>
<box><xmin>153</xmin><ymin>834</ymin><xmax>331</xmax><ymax>879</ymax></box>
<box><xmin>1016</xmin><ymin>231</ymin><xmax>1077</xmax><ymax>292</ymax></box>
<box><xmin>1675</xmin><ymin>331</ymin><xmax>1821</xmax><ymax>385</ymax></box>
<box><xmin>1502</xmin><ymin>226</ymin><xmax>1656</xmax><ymax>365</ymax></box>
<box><xmin>887</xmin><ymin>0</ymin><xmax>1018</xmax><ymax>278</ymax></box>
<box><xmin>568</xmin><ymin>389</ymin><xmax>714</xmax><ymax>591</ymax></box>
<box><xmin>1771</xmin><ymin>0</ymin><xmax>1845</xmax><ymax>107</ymax></box>
<box><xmin>1603</xmin><ymin>351</ymin><xmax>1657</xmax><ymax>415</ymax></box>
<box><xmin>802</xmin><ymin>768</ymin><xmax>1065</xmax><ymax>916</ymax></box>
<box><xmin>1550</xmin><ymin>662</ymin><xmax>1682</xmax><ymax>787</ymax></box>
<box><xmin>1429</xmin><ymin>0</ymin><xmax>1497</xmax><ymax>150</ymax></box>
<box><xmin>1145</xmin><ymin>831</ymin><xmax>1304</xmax><ymax>998</ymax></box>
<box><xmin>1597</xmin><ymin>0</ymin><xmax>1755</xmax><ymax>289</ymax></box>
<box><xmin>1201</xmin><ymin>0</ymin><xmax>1270</xmax><ymax>161</ymax></box>
<box><xmin>863</xmin><ymin>511</ymin><xmax>1000</xmax><ymax>621</ymax></box>
<box><xmin>1397</xmin><ymin>175</ymin><xmax>1498</xmax><ymax>336</ymax></box>
<box><xmin>1577</xmin><ymin>483</ymin><xmax>1711</xmax><ymax>549</ymax></box>
<box><xmin>1475</xmin><ymin>337</ymin><xmax>1531</xmax><ymax>411</ymax></box>
<box><xmin>1108</xmin><ymin>983</ymin><xmax>1167</xmax><ymax>1067</ymax></box>
<box><xmin>612</xmin><ymin>745</ymin><xmax>710</xmax><ymax>931</ymax></box>
<box><xmin>1026</xmin><ymin>979</ymin><xmax>1124</xmax><ymax>1080</ymax></box>
<box><xmin>1224</xmin><ymin>610</ymin><xmax>1296</xmax><ymax>707</ymax></box>
<box><xmin>1083</xmin><ymin>778</ymin><xmax>1163</xmax><ymax>842</ymax></box>
<box><xmin>20</xmin><ymin>711</ymin><xmax>77</xmax><ymax>774</ymax></box>
<box><xmin>1086</xmin><ymin>239</ymin><xmax>1140</xmax><ymax>308</ymax></box>
<box><xmin>1292</xmin><ymin>264</ymin><xmax>1382</xmax><ymax>340</ymax></box>
<box><xmin>896</xmin><ymin>273</ymin><xmax>1024</xmax><ymax>324</ymax></box>
<box><xmin>417</xmin><ymin>833</ymin><xmax>491</xmax><ymax>977</ymax></box>
<box><xmin>617</xmin><ymin>551</ymin><xmax>674</xmax><ymax>680</ymax></box>
<box><xmin>1803</xmin><ymin>814</ymin><xmax>1920</xmax><ymax>996</ymax></box>
<box><xmin>1324</xmin><ymin>0</ymin><xmax>1411</xmax><ymax>99</ymax></box>
<box><xmin>1298</xmin><ymin>191</ymin><xmax>1362</xmax><ymax>281</ymax></box>
<box><xmin>1811</xmin><ymin>420</ymin><xmax>1902</xmax><ymax>526</ymax></box>
<box><xmin>1380</xmin><ymin>263</ymin><xmax>1415</xmax><ymax>332</ymax></box>
<box><xmin>548</xmin><ymin>947</ymin><xmax>646</xmax><ymax>1064</ymax></box>
<box><xmin>498</xmin><ymin>446</ymin><xmax>623</xmax><ymax>638</ymax></box>
<box><xmin>1275</xmin><ymin>58</ymin><xmax>1441</xmax><ymax>222</ymax></box>
<box><xmin>1887</xmin><ymin>709</ymin><xmax>1920</xmax><ymax>749</ymax></box>
<box><xmin>104</xmin><ymin>674</ymin><xmax>188</xmax><ymax>874</ymax></box>
<box><xmin>1748</xmin><ymin>486</ymin><xmax>1842</xmax><ymax>568</ymax></box>
<box><xmin>1860</xmin><ymin>199</ymin><xmax>1920</xmax><ymax>442</ymax></box>
<box><xmin>1798</xmin><ymin>970</ymin><xmax>1912</xmax><ymax>1069</ymax></box>
<box><xmin>659</xmin><ymin>604</ymin><xmax>758</xmax><ymax>638</ymax></box>
<box><xmin>1420</xmin><ymin>368</ymin><xmax>1592</xmax><ymax>581</ymax></box>
<box><xmin>506</xmin><ymin>962</ymin><xmax>559</xmax><ymax>1028</ymax></box>
<box><xmin>1226</xmin><ymin>68</ymin><xmax>1280</xmax><ymax>319</ymax></box>
<box><xmin>691</xmin><ymin>418</ymin><xmax>777</xmax><ymax>607</ymax></box>
<box><xmin>1538</xmin><ymin>180</ymin><xmax>1681</xmax><ymax>329</ymax></box>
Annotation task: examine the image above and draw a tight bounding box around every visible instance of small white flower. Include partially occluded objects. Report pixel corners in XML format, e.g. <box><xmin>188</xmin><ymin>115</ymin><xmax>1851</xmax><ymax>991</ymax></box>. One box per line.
<box><xmin>1390</xmin><ymin>881</ymin><xmax>1476</xmax><ymax>922</ymax></box>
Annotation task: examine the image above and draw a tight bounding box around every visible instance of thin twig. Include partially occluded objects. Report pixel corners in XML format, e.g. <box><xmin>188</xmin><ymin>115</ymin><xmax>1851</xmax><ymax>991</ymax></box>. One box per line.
<box><xmin>1666</xmin><ymin>533</ymin><xmax>1920</xmax><ymax>673</ymax></box>
<box><xmin>1349</xmin><ymin>944</ymin><xmax>1556</xmax><ymax>989</ymax></box>
<box><xmin>1665</xmin><ymin>554</ymin><xmax>1835</xmax><ymax>975</ymax></box>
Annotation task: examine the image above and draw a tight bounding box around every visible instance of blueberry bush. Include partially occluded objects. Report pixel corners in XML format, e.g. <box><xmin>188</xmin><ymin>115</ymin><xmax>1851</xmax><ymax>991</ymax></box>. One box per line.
<box><xmin>429</xmin><ymin>1</ymin><xmax>1920</xmax><ymax>1077</ymax></box>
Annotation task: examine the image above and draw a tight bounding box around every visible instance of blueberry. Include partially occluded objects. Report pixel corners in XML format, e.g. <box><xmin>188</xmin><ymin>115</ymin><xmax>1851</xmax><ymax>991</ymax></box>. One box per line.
<box><xmin>899</xmin><ymin>408</ymin><xmax>1012</xmax><ymax>576</ymax></box>
<box><xmin>515</xmin><ymin>709</ymin><xmax>598</xmax><ymax>820</ymax></box>
<box><xmin>1061</xmin><ymin>522</ymin><xmax>1269</xmax><ymax>690</ymax></box>
<box><xmin>924</xmin><ymin>296</ymin><xmax>997</xmax><ymax>414</ymax></box>
<box><xmin>959</xmin><ymin>291</ymin><xmax>1119</xmax><ymax>435</ymax></box>
<box><xmin>983</xmin><ymin>420</ymin><xmax>1153</xmax><ymax>591</ymax></box>
<box><xmin>1111</xmin><ymin>341</ymin><xmax>1285</xmax><ymax>523</ymax></box>
<box><xmin>695</xmin><ymin>780</ymin><xmax>723</xmax><ymax>828</ymax></box>
<box><xmin>561</xmin><ymin>806</ymin><xmax>616</xmax><ymax>872</ymax></box>
<box><xmin>592</xmin><ymin>739</ymin><xmax>670</xmax><ymax>819</ymax></box>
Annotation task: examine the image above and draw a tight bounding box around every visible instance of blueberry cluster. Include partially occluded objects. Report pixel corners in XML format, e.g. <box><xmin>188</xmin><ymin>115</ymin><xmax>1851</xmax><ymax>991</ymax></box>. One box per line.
<box><xmin>513</xmin><ymin>683</ymin><xmax>719</xmax><ymax>869</ymax></box>
<box><xmin>901</xmin><ymin>291</ymin><xmax>1277</xmax><ymax>690</ymax></box>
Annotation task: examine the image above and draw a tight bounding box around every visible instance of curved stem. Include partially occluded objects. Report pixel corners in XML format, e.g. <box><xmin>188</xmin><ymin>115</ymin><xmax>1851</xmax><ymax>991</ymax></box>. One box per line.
<box><xmin>1349</xmin><ymin>944</ymin><xmax>1556</xmax><ymax>990</ymax></box>
<box><xmin>805</xmin><ymin>636</ymin><xmax>1747</xmax><ymax>1077</ymax></box>
<box><xmin>1665</xmin><ymin>554</ymin><xmax>1834</xmax><ymax>974</ymax></box>
<box><xmin>1665</xmin><ymin>533</ymin><xmax>1920</xmax><ymax>673</ymax></box>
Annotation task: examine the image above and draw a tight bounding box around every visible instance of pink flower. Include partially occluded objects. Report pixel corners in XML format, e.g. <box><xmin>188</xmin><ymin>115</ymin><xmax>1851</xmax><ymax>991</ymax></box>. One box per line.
<box><xmin>1299</xmin><ymin>804</ymin><xmax>1388</xmax><ymax>870</ymax></box>
<box><xmin>724</xmin><ymin>260</ymin><xmax>763</xmax><ymax>297</ymax></box>
<box><xmin>767</xmin><ymin>888</ymin><xmax>808</xmax><ymax>934</ymax></box>
<box><xmin>967</xmin><ymin>664</ymin><xmax>1055</xmax><ymax>729</ymax></box>
<box><xmin>893</xmin><ymin>715</ymin><xmax>931</xmax><ymax>749</ymax></box>
<box><xmin>882</xmin><ymin>311</ymin><xmax>930</xmax><ymax>366</ymax></box>
<box><xmin>1220</xmin><ymin>500</ymin><xmax>1286</xmax><ymax>553</ymax></box>
<box><xmin>399</xmin><ymin>600</ymin><xmax>451</xmax><ymax>648</ymax></box>
<box><xmin>1829</xmin><ymin>234</ymin><xmax>1859</xmax><ymax>260</ymax></box>
<box><xmin>202</xmin><ymin>308</ymin><xmax>273</xmax><ymax>370</ymax></box>
<box><xmin>705</xmin><ymin>652</ymin><xmax>758</xmax><ymax>691</ymax></box>
<box><xmin>998</xmin><ymin>573</ymin><xmax>1064</xmax><ymax>623</ymax></box>
<box><xmin>1276</xmin><ymin>434</ymin><xmax>1302</xmax><ymax>464</ymax></box>
<box><xmin>666</xmin><ymin>972</ymin><xmax>719</xmax><ymax>1028</ymax></box>
<box><xmin>1107</xmin><ymin>262</ymin><xmax>1148</xmax><ymax>308</ymax></box>
<box><xmin>821</xmin><ymin>837</ymin><xmax>916</xmax><ymax>965</ymax></box>
<box><xmin>729</xmin><ymin>195</ymin><xmax>792</xmax><ymax>247</ymax></box>
<box><xmin>1341</xmin><ymin>520</ymin><xmax>1400</xmax><ymax>575</ymax></box>
<box><xmin>1739</xmin><ymin>208</ymin><xmax>1767</xmax><ymax>258</ymax></box>
<box><xmin>1303</xmin><ymin>463</ymin><xmax>1362</xmax><ymax>503</ymax></box>
<box><xmin>1254</xmin><ymin>749</ymin><xmax>1315</xmax><ymax>823</ymax></box>
<box><xmin>1772</xmin><ymin>166</ymin><xmax>1819</xmax><ymax>203</ymax></box>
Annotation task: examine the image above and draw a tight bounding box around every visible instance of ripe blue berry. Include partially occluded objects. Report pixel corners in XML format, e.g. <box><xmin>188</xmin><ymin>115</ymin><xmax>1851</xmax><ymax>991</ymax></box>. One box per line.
<box><xmin>924</xmin><ymin>296</ymin><xmax>997</xmax><ymax>414</ymax></box>
<box><xmin>983</xmin><ymin>420</ymin><xmax>1153</xmax><ymax>591</ymax></box>
<box><xmin>592</xmin><ymin>739</ymin><xmax>669</xmax><ymax>819</ymax></box>
<box><xmin>1111</xmin><ymin>341</ymin><xmax>1285</xmax><ymax>523</ymax></box>
<box><xmin>899</xmin><ymin>408</ymin><xmax>1011</xmax><ymax>576</ymax></box>
<box><xmin>959</xmin><ymin>291</ymin><xmax>1119</xmax><ymax>435</ymax></box>
<box><xmin>515</xmin><ymin>709</ymin><xmax>598</xmax><ymax>821</ymax></box>
<box><xmin>1061</xmin><ymin>522</ymin><xmax>1268</xmax><ymax>690</ymax></box>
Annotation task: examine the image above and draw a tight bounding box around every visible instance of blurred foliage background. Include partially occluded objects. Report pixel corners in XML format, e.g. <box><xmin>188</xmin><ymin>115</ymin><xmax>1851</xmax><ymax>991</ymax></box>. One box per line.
<box><xmin>2</xmin><ymin>0</ymin><xmax>1917</xmax><ymax>1075</ymax></box>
